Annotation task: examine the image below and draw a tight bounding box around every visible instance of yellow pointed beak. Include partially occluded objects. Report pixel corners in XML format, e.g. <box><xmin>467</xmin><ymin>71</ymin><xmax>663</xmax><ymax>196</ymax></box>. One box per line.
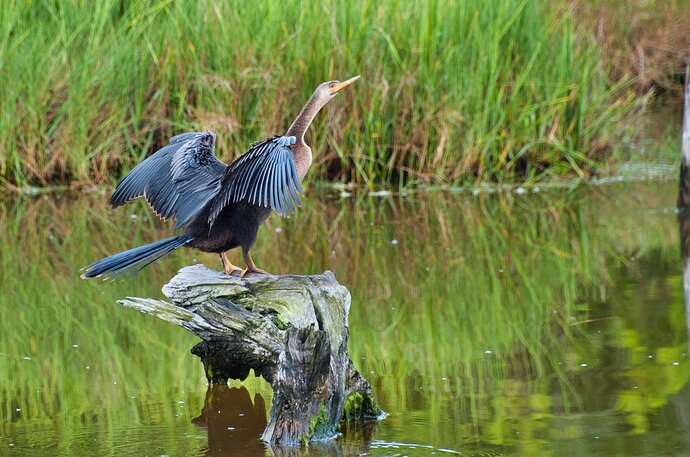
<box><xmin>328</xmin><ymin>75</ymin><xmax>360</xmax><ymax>94</ymax></box>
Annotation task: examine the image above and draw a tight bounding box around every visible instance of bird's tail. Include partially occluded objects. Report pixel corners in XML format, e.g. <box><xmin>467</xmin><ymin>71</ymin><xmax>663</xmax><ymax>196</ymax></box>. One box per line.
<box><xmin>81</xmin><ymin>235</ymin><xmax>193</xmax><ymax>280</ymax></box>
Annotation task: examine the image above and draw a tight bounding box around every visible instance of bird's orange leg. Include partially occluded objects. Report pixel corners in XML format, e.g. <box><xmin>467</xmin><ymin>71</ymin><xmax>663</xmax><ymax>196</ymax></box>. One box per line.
<box><xmin>240</xmin><ymin>248</ymin><xmax>269</xmax><ymax>278</ymax></box>
<box><xmin>219</xmin><ymin>252</ymin><xmax>242</xmax><ymax>275</ymax></box>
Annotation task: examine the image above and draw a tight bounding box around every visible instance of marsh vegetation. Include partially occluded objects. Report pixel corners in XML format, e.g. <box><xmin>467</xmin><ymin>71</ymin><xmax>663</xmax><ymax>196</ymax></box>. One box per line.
<box><xmin>3</xmin><ymin>0</ymin><xmax>685</xmax><ymax>188</ymax></box>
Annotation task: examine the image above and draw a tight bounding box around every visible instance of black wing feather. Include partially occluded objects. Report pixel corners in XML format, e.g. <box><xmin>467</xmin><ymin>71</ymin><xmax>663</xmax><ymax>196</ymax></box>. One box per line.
<box><xmin>287</xmin><ymin>164</ymin><xmax>301</xmax><ymax>207</ymax></box>
<box><xmin>209</xmin><ymin>135</ymin><xmax>302</xmax><ymax>227</ymax></box>
<box><xmin>270</xmin><ymin>157</ymin><xmax>281</xmax><ymax>212</ymax></box>
<box><xmin>279</xmin><ymin>163</ymin><xmax>295</xmax><ymax>214</ymax></box>
<box><xmin>110</xmin><ymin>132</ymin><xmax>226</xmax><ymax>229</ymax></box>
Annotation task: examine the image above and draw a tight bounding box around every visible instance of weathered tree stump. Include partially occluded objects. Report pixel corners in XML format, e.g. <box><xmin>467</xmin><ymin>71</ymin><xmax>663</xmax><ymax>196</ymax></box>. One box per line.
<box><xmin>119</xmin><ymin>265</ymin><xmax>382</xmax><ymax>445</ymax></box>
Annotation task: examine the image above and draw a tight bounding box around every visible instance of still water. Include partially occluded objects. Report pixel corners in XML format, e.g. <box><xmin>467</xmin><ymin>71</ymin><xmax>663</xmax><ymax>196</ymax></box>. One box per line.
<box><xmin>0</xmin><ymin>180</ymin><xmax>688</xmax><ymax>456</ymax></box>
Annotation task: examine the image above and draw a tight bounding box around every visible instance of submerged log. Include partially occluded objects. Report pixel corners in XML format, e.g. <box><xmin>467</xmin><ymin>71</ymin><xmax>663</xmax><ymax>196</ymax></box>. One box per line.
<box><xmin>119</xmin><ymin>265</ymin><xmax>382</xmax><ymax>445</ymax></box>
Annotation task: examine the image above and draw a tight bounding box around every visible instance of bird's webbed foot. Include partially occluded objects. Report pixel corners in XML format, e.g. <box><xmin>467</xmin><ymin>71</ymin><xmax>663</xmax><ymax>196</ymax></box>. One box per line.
<box><xmin>239</xmin><ymin>266</ymin><xmax>269</xmax><ymax>278</ymax></box>
<box><xmin>240</xmin><ymin>249</ymin><xmax>270</xmax><ymax>278</ymax></box>
<box><xmin>219</xmin><ymin>252</ymin><xmax>243</xmax><ymax>276</ymax></box>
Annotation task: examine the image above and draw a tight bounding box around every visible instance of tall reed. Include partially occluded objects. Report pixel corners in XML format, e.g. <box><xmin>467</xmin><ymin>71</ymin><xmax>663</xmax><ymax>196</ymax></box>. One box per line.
<box><xmin>0</xmin><ymin>0</ymin><xmax>634</xmax><ymax>188</ymax></box>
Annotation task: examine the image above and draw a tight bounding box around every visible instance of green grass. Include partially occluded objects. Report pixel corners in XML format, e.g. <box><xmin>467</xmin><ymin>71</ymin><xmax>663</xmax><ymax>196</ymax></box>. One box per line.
<box><xmin>0</xmin><ymin>0</ymin><xmax>635</xmax><ymax>188</ymax></box>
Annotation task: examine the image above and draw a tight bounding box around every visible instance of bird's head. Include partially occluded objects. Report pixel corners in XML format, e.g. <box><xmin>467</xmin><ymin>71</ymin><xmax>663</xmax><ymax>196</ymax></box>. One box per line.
<box><xmin>286</xmin><ymin>75</ymin><xmax>360</xmax><ymax>141</ymax></box>
<box><xmin>315</xmin><ymin>75</ymin><xmax>360</xmax><ymax>103</ymax></box>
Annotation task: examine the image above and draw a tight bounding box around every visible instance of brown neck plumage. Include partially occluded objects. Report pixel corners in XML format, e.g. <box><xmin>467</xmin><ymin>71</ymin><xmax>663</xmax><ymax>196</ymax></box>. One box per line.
<box><xmin>286</xmin><ymin>91</ymin><xmax>327</xmax><ymax>141</ymax></box>
<box><xmin>286</xmin><ymin>90</ymin><xmax>329</xmax><ymax>180</ymax></box>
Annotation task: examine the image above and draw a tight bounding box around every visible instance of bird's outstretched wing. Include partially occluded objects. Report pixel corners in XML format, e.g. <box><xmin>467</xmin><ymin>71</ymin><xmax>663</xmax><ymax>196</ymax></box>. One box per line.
<box><xmin>110</xmin><ymin>132</ymin><xmax>226</xmax><ymax>229</ymax></box>
<box><xmin>208</xmin><ymin>135</ymin><xmax>302</xmax><ymax>226</ymax></box>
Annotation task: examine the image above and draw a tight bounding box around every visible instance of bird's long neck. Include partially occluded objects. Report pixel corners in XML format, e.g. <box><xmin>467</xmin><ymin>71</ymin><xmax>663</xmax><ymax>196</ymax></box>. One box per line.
<box><xmin>286</xmin><ymin>90</ymin><xmax>326</xmax><ymax>180</ymax></box>
<box><xmin>286</xmin><ymin>91</ymin><xmax>324</xmax><ymax>142</ymax></box>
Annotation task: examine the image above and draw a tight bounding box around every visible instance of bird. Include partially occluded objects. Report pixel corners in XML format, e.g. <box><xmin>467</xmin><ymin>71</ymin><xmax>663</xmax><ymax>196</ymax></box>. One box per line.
<box><xmin>81</xmin><ymin>75</ymin><xmax>359</xmax><ymax>280</ymax></box>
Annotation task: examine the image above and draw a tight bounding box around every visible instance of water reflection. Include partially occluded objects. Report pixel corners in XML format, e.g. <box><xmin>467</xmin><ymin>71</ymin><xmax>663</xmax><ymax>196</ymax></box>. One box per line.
<box><xmin>1</xmin><ymin>181</ymin><xmax>689</xmax><ymax>456</ymax></box>
<box><xmin>193</xmin><ymin>385</ymin><xmax>268</xmax><ymax>456</ymax></box>
<box><xmin>191</xmin><ymin>385</ymin><xmax>377</xmax><ymax>457</ymax></box>
<box><xmin>680</xmin><ymin>212</ymin><xmax>690</xmax><ymax>350</ymax></box>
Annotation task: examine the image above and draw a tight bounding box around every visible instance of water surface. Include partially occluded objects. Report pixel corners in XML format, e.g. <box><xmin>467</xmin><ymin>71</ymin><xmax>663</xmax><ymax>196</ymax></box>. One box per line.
<box><xmin>0</xmin><ymin>180</ymin><xmax>688</xmax><ymax>456</ymax></box>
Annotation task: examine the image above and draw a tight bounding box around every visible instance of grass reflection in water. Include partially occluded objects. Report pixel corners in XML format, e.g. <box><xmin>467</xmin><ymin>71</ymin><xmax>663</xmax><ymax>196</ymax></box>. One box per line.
<box><xmin>0</xmin><ymin>181</ymin><xmax>688</xmax><ymax>456</ymax></box>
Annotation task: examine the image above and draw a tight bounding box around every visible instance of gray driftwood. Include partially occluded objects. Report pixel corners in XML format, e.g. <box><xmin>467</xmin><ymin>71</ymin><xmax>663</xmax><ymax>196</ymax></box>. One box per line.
<box><xmin>119</xmin><ymin>265</ymin><xmax>381</xmax><ymax>445</ymax></box>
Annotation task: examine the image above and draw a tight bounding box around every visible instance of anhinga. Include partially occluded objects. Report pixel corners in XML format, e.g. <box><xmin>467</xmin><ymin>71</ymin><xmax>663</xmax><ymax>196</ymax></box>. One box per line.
<box><xmin>82</xmin><ymin>76</ymin><xmax>359</xmax><ymax>279</ymax></box>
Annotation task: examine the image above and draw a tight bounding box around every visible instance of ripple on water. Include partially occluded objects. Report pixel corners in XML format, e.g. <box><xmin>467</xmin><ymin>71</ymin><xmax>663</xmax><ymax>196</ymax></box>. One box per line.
<box><xmin>369</xmin><ymin>440</ymin><xmax>505</xmax><ymax>456</ymax></box>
